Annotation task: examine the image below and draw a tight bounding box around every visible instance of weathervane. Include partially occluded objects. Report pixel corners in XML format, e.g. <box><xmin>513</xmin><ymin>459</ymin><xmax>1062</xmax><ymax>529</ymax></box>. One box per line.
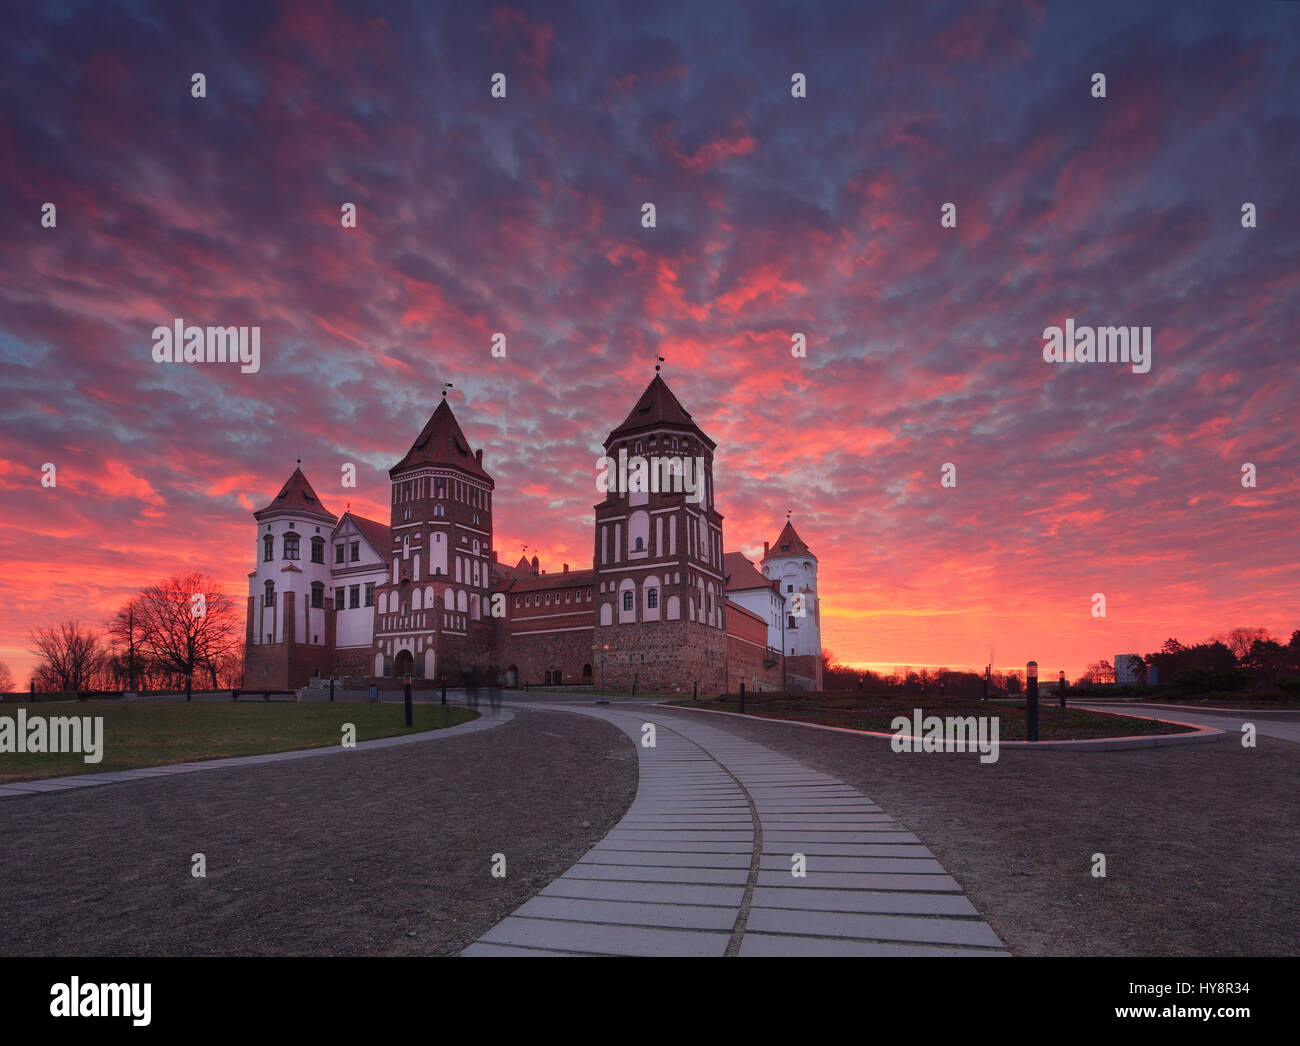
<box><xmin>441</xmin><ymin>381</ymin><xmax>454</xmax><ymax>399</ymax></box>
<box><xmin>654</xmin><ymin>355</ymin><xmax>665</xmax><ymax>373</ymax></box>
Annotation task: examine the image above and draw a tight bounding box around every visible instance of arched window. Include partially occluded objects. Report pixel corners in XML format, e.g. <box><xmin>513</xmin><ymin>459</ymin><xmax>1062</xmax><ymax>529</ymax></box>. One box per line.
<box><xmin>434</xmin><ymin>504</ymin><xmax>445</xmax><ymax>518</ymax></box>
<box><xmin>263</xmin><ymin>534</ymin><xmax>274</xmax><ymax>562</ymax></box>
<box><xmin>263</xmin><ymin>580</ymin><xmax>275</xmax><ymax>607</ymax></box>
<box><xmin>310</xmin><ymin>536</ymin><xmax>325</xmax><ymax>563</ymax></box>
<box><xmin>283</xmin><ymin>533</ymin><xmax>299</xmax><ymax>560</ymax></box>
<box><xmin>310</xmin><ymin>582</ymin><xmax>324</xmax><ymax>609</ymax></box>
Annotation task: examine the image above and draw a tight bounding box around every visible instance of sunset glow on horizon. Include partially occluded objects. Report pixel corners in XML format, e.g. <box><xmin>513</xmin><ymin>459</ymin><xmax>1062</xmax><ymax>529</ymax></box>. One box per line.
<box><xmin>2</xmin><ymin>0</ymin><xmax>1298</xmax><ymax>687</ymax></box>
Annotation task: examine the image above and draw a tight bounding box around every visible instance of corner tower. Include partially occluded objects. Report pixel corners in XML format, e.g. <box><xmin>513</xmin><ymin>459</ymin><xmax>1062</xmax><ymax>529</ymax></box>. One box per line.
<box><xmin>371</xmin><ymin>396</ymin><xmax>496</xmax><ymax>681</ymax></box>
<box><xmin>762</xmin><ymin>520</ymin><xmax>822</xmax><ymax>690</ymax></box>
<box><xmin>592</xmin><ymin>373</ymin><xmax>727</xmax><ymax>694</ymax></box>
<box><xmin>243</xmin><ymin>465</ymin><xmax>338</xmax><ymax>690</ymax></box>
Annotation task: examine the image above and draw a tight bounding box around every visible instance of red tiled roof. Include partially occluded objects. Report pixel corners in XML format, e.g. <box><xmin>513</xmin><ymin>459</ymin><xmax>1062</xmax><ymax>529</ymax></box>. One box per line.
<box><xmin>391</xmin><ymin>398</ymin><xmax>492</xmax><ymax>482</ymax></box>
<box><xmin>506</xmin><ymin>569</ymin><xmax>597</xmax><ymax>593</ymax></box>
<box><xmin>606</xmin><ymin>374</ymin><xmax>715</xmax><ymax>449</ymax></box>
<box><xmin>725</xmin><ymin>598</ymin><xmax>767</xmax><ymax>628</ymax></box>
<box><xmin>340</xmin><ymin>512</ymin><xmax>391</xmax><ymax>556</ymax></box>
<box><xmin>723</xmin><ymin>551</ymin><xmax>777</xmax><ymax>593</ymax></box>
<box><xmin>254</xmin><ymin>467</ymin><xmax>337</xmax><ymax>523</ymax></box>
<box><xmin>762</xmin><ymin>521</ymin><xmax>814</xmax><ymax>561</ymax></box>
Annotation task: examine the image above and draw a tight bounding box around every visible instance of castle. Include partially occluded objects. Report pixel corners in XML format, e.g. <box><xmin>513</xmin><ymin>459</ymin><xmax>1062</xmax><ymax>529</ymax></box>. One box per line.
<box><xmin>242</xmin><ymin>374</ymin><xmax>822</xmax><ymax>695</ymax></box>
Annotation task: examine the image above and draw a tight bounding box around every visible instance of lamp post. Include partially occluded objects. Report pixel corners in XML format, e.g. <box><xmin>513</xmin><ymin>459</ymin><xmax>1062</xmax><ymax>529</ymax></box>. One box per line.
<box><xmin>1026</xmin><ymin>661</ymin><xmax>1039</xmax><ymax>742</ymax></box>
<box><xmin>600</xmin><ymin>644</ymin><xmax>608</xmax><ymax>697</ymax></box>
<box><xmin>1058</xmin><ymin>670</ymin><xmax>1067</xmax><ymax>709</ymax></box>
<box><xmin>403</xmin><ymin>673</ymin><xmax>413</xmax><ymax>727</ymax></box>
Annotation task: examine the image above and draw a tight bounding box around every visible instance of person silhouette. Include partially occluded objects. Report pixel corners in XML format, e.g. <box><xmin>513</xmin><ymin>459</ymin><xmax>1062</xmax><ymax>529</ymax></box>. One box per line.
<box><xmin>462</xmin><ymin>666</ymin><xmax>479</xmax><ymax>711</ymax></box>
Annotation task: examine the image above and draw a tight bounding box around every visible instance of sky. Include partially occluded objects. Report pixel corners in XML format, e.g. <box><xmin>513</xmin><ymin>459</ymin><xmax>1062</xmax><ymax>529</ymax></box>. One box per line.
<box><xmin>1</xmin><ymin>0</ymin><xmax>1298</xmax><ymax>685</ymax></box>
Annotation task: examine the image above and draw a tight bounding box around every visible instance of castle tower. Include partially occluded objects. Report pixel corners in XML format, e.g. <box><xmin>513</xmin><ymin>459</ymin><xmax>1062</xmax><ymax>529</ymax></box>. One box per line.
<box><xmin>592</xmin><ymin>374</ymin><xmax>727</xmax><ymax>694</ymax></box>
<box><xmin>762</xmin><ymin>520</ymin><xmax>822</xmax><ymax>690</ymax></box>
<box><xmin>371</xmin><ymin>397</ymin><xmax>496</xmax><ymax>681</ymax></box>
<box><xmin>243</xmin><ymin>465</ymin><xmax>338</xmax><ymax>690</ymax></box>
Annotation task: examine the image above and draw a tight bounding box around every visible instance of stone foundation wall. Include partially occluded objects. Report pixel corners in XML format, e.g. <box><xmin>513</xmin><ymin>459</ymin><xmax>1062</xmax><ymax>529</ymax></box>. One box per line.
<box><xmin>504</xmin><ymin>627</ymin><xmax>596</xmax><ymax>687</ymax></box>
<box><xmin>593</xmin><ymin>619</ymin><xmax>728</xmax><ymax>696</ymax></box>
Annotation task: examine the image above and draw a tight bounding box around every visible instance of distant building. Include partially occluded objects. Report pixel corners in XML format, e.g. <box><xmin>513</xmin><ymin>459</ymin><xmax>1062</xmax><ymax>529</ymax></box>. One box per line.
<box><xmin>1115</xmin><ymin>653</ymin><xmax>1146</xmax><ymax>685</ymax></box>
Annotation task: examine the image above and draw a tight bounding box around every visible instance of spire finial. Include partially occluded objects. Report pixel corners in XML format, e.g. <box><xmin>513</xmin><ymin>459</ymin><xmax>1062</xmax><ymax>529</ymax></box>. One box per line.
<box><xmin>655</xmin><ymin>354</ymin><xmax>665</xmax><ymax>374</ymax></box>
<box><xmin>297</xmin><ymin>457</ymin><xmax>302</xmax><ymax>467</ymax></box>
<box><xmin>441</xmin><ymin>381</ymin><xmax>453</xmax><ymax>399</ymax></box>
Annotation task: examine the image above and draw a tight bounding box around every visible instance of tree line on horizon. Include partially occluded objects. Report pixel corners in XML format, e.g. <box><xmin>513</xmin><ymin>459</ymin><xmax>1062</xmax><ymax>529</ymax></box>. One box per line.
<box><xmin>4</xmin><ymin>572</ymin><xmax>243</xmax><ymax>698</ymax></box>
<box><xmin>821</xmin><ymin>625</ymin><xmax>1300</xmax><ymax>696</ymax></box>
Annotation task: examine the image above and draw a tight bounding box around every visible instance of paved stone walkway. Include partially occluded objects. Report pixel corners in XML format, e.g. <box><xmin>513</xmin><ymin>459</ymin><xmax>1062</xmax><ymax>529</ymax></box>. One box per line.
<box><xmin>0</xmin><ymin>709</ymin><xmax>512</xmax><ymax>799</ymax></box>
<box><xmin>465</xmin><ymin>705</ymin><xmax>1009</xmax><ymax>956</ymax></box>
<box><xmin>1079</xmin><ymin>703</ymin><xmax>1300</xmax><ymax>746</ymax></box>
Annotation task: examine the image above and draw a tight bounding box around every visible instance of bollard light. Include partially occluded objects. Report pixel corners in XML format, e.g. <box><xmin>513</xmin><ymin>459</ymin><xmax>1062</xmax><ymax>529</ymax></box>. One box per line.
<box><xmin>1026</xmin><ymin>661</ymin><xmax>1039</xmax><ymax>742</ymax></box>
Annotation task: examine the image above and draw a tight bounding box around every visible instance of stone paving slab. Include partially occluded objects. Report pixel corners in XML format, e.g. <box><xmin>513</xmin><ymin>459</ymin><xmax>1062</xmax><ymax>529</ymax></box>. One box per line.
<box><xmin>763</xmin><ymin>842</ymin><xmax>933</xmax><ymax>858</ymax></box>
<box><xmin>515</xmin><ymin>896</ymin><xmax>737</xmax><ymax>931</ymax></box>
<box><xmin>460</xmin><ymin>943</ymin><xmax>590</xmax><ymax>956</ymax></box>
<box><xmin>739</xmin><ymin>934</ymin><xmax>1007</xmax><ymax>957</ymax></box>
<box><xmin>479</xmin><ymin>917</ymin><xmax>729</xmax><ymax>957</ymax></box>
<box><xmin>759</xmin><ymin>855</ymin><xmax>947</xmax><ymax>874</ymax></box>
<box><xmin>539</xmin><ymin>879</ymin><xmax>746</xmax><ymax>907</ymax></box>
<box><xmin>745</xmin><ymin>907</ymin><xmax>1005</xmax><ymax>948</ymax></box>
<box><xmin>568</xmin><ymin>865</ymin><xmax>749</xmax><ymax>885</ymax></box>
<box><xmin>593</xmin><ymin>839</ymin><xmax>753</xmax><ymax>853</ymax></box>
<box><xmin>756</xmin><ymin>870</ymin><xmax>962</xmax><ymax>891</ymax></box>
<box><xmin>752</xmin><ymin>886</ymin><xmax>979</xmax><ymax>916</ymax></box>
<box><xmin>466</xmin><ymin>704</ymin><xmax>1008</xmax><ymax>957</ymax></box>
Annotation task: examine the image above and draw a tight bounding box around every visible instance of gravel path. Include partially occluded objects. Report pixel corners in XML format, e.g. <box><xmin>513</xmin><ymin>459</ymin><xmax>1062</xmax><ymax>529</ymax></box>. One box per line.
<box><xmin>643</xmin><ymin>704</ymin><xmax>1299</xmax><ymax>956</ymax></box>
<box><xmin>0</xmin><ymin>709</ymin><xmax>637</xmax><ymax>956</ymax></box>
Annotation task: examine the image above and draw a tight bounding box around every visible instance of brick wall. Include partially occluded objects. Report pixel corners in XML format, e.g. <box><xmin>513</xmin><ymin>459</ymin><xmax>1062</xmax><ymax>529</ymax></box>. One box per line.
<box><xmin>593</xmin><ymin>618</ymin><xmax>728</xmax><ymax>696</ymax></box>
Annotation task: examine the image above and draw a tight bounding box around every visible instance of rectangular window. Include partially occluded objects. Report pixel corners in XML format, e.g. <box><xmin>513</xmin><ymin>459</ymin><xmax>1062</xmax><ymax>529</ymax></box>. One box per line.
<box><xmin>335</xmin><ymin>587</ymin><xmax>344</xmax><ymax>611</ymax></box>
<box><xmin>623</xmin><ymin>591</ymin><xmax>634</xmax><ymax>612</ymax></box>
<box><xmin>647</xmin><ymin>589</ymin><xmax>658</xmax><ymax>609</ymax></box>
<box><xmin>349</xmin><ymin>585</ymin><xmax>360</xmax><ymax>609</ymax></box>
<box><xmin>364</xmin><ymin>583</ymin><xmax>375</xmax><ymax>607</ymax></box>
<box><xmin>350</xmin><ymin>542</ymin><xmax>360</xmax><ymax>562</ymax></box>
<box><xmin>311</xmin><ymin>585</ymin><xmax>323</xmax><ymax>609</ymax></box>
<box><xmin>335</xmin><ymin>545</ymin><xmax>345</xmax><ymax>564</ymax></box>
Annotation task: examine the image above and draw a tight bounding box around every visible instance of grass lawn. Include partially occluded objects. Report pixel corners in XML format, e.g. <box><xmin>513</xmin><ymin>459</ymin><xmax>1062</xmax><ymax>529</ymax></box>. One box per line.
<box><xmin>665</xmin><ymin>691</ymin><xmax>1196</xmax><ymax>740</ymax></box>
<box><xmin>0</xmin><ymin>701</ymin><xmax>476</xmax><ymax>785</ymax></box>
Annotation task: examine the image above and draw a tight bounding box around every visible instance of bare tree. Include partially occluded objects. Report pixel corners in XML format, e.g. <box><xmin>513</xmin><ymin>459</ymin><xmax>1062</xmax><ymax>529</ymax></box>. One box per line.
<box><xmin>0</xmin><ymin>660</ymin><xmax>15</xmax><ymax>694</ymax></box>
<box><xmin>133</xmin><ymin>573</ymin><xmax>242</xmax><ymax>700</ymax></box>
<box><xmin>27</xmin><ymin>620</ymin><xmax>107</xmax><ymax>693</ymax></box>
<box><xmin>106</xmin><ymin>597</ymin><xmax>149</xmax><ymax>692</ymax></box>
<box><xmin>1216</xmin><ymin>627</ymin><xmax>1271</xmax><ymax>663</ymax></box>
